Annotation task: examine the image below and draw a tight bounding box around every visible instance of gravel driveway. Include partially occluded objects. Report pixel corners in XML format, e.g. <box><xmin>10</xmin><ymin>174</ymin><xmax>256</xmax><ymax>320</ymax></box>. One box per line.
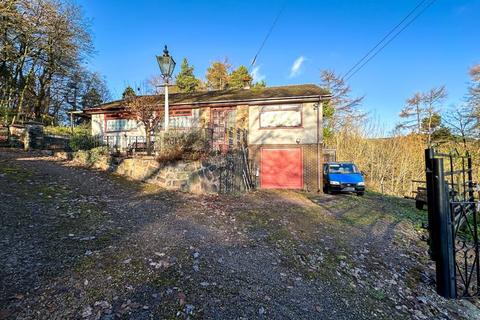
<box><xmin>0</xmin><ymin>149</ymin><xmax>478</xmax><ymax>320</ymax></box>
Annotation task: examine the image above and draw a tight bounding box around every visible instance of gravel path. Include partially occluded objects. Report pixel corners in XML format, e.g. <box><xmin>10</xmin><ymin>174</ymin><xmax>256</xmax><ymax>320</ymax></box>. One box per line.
<box><xmin>0</xmin><ymin>149</ymin><xmax>478</xmax><ymax>320</ymax></box>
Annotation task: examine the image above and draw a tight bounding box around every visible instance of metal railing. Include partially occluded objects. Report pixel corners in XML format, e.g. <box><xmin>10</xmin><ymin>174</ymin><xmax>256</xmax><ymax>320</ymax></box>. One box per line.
<box><xmin>424</xmin><ymin>148</ymin><xmax>479</xmax><ymax>298</ymax></box>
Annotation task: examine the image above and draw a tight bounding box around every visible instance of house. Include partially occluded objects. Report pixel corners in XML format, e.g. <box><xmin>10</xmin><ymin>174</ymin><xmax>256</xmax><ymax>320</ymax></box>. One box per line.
<box><xmin>83</xmin><ymin>84</ymin><xmax>331</xmax><ymax>192</ymax></box>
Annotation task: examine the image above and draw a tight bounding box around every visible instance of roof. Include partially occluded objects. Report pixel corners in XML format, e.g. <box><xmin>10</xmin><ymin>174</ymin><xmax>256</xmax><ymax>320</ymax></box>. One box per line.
<box><xmin>84</xmin><ymin>84</ymin><xmax>330</xmax><ymax>114</ymax></box>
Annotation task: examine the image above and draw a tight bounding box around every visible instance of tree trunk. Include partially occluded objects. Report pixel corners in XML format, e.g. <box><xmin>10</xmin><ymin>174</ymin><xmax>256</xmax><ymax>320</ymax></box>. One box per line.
<box><xmin>146</xmin><ymin>130</ymin><xmax>151</xmax><ymax>155</ymax></box>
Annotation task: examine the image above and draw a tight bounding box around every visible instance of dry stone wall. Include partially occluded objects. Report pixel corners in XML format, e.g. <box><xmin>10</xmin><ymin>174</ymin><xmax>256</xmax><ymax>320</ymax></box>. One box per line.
<box><xmin>55</xmin><ymin>151</ymin><xmax>223</xmax><ymax>194</ymax></box>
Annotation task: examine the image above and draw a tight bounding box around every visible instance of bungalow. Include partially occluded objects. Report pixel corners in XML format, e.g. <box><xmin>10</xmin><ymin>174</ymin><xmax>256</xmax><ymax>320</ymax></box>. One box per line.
<box><xmin>83</xmin><ymin>84</ymin><xmax>331</xmax><ymax>192</ymax></box>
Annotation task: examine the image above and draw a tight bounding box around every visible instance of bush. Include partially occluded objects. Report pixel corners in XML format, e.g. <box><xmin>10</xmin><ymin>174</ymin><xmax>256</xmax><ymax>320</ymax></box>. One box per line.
<box><xmin>44</xmin><ymin>124</ymin><xmax>90</xmax><ymax>137</ymax></box>
<box><xmin>69</xmin><ymin>134</ymin><xmax>99</xmax><ymax>151</ymax></box>
<box><xmin>73</xmin><ymin>146</ymin><xmax>110</xmax><ymax>167</ymax></box>
<box><xmin>157</xmin><ymin>129</ymin><xmax>210</xmax><ymax>163</ymax></box>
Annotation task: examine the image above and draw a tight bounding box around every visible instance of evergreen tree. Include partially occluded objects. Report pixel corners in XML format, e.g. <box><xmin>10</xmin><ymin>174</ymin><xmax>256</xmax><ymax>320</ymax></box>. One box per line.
<box><xmin>175</xmin><ymin>58</ymin><xmax>200</xmax><ymax>93</ymax></box>
<box><xmin>228</xmin><ymin>65</ymin><xmax>253</xmax><ymax>89</ymax></box>
<box><xmin>253</xmin><ymin>80</ymin><xmax>267</xmax><ymax>88</ymax></box>
<box><xmin>81</xmin><ymin>88</ymin><xmax>103</xmax><ymax>109</ymax></box>
<box><xmin>206</xmin><ymin>60</ymin><xmax>230</xmax><ymax>90</ymax></box>
<box><xmin>122</xmin><ymin>86</ymin><xmax>136</xmax><ymax>99</ymax></box>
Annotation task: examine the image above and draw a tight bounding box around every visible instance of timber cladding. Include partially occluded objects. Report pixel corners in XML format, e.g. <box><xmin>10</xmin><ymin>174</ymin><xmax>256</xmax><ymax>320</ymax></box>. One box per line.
<box><xmin>249</xmin><ymin>144</ymin><xmax>322</xmax><ymax>192</ymax></box>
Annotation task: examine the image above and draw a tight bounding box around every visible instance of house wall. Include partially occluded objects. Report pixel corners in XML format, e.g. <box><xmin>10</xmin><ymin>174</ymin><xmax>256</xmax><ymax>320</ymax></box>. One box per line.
<box><xmin>90</xmin><ymin>109</ymin><xmax>205</xmax><ymax>137</ymax></box>
<box><xmin>247</xmin><ymin>102</ymin><xmax>323</xmax><ymax>192</ymax></box>
<box><xmin>91</xmin><ymin>114</ymin><xmax>104</xmax><ymax>136</ymax></box>
<box><xmin>235</xmin><ymin>105</ymin><xmax>249</xmax><ymax>130</ymax></box>
<box><xmin>247</xmin><ymin>102</ymin><xmax>321</xmax><ymax>145</ymax></box>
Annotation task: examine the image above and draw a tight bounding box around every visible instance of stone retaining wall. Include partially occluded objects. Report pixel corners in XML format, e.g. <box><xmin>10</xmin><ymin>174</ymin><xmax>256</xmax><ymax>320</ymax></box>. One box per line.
<box><xmin>54</xmin><ymin>150</ymin><xmax>222</xmax><ymax>194</ymax></box>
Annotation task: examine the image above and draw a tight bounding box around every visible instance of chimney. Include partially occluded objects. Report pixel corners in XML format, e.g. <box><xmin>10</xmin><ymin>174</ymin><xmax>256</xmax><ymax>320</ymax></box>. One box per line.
<box><xmin>243</xmin><ymin>77</ymin><xmax>251</xmax><ymax>89</ymax></box>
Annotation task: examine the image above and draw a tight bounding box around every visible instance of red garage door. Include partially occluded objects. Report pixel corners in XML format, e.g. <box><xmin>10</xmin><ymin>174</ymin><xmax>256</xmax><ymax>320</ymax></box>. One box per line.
<box><xmin>261</xmin><ymin>148</ymin><xmax>303</xmax><ymax>189</ymax></box>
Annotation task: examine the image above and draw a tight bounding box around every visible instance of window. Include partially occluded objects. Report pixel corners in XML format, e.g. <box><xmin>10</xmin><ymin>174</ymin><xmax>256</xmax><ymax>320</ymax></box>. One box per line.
<box><xmin>328</xmin><ymin>163</ymin><xmax>359</xmax><ymax>174</ymax></box>
<box><xmin>106</xmin><ymin>119</ymin><xmax>129</xmax><ymax>132</ymax></box>
<box><xmin>259</xmin><ymin>104</ymin><xmax>302</xmax><ymax>128</ymax></box>
<box><xmin>170</xmin><ymin>116</ymin><xmax>192</xmax><ymax>128</ymax></box>
<box><xmin>169</xmin><ymin>109</ymin><xmax>193</xmax><ymax>128</ymax></box>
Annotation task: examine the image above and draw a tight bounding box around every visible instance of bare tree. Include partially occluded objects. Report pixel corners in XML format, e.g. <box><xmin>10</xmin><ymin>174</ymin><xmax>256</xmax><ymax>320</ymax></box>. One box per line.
<box><xmin>397</xmin><ymin>93</ymin><xmax>423</xmax><ymax>133</ymax></box>
<box><xmin>0</xmin><ymin>0</ymin><xmax>105</xmax><ymax>125</ymax></box>
<box><xmin>125</xmin><ymin>95</ymin><xmax>163</xmax><ymax>155</ymax></box>
<box><xmin>467</xmin><ymin>64</ymin><xmax>480</xmax><ymax>127</ymax></box>
<box><xmin>422</xmin><ymin>86</ymin><xmax>447</xmax><ymax>146</ymax></box>
<box><xmin>396</xmin><ymin>86</ymin><xmax>447</xmax><ymax>147</ymax></box>
<box><xmin>443</xmin><ymin>105</ymin><xmax>476</xmax><ymax>149</ymax></box>
<box><xmin>319</xmin><ymin>70</ymin><xmax>365</xmax><ymax>137</ymax></box>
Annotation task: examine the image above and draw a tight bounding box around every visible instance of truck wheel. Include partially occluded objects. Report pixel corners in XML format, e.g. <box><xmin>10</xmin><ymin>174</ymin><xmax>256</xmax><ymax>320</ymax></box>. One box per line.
<box><xmin>356</xmin><ymin>192</ymin><xmax>364</xmax><ymax>196</ymax></box>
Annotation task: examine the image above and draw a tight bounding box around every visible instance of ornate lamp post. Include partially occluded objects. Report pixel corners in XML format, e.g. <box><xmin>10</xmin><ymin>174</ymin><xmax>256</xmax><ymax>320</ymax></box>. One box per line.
<box><xmin>156</xmin><ymin>45</ymin><xmax>176</xmax><ymax>131</ymax></box>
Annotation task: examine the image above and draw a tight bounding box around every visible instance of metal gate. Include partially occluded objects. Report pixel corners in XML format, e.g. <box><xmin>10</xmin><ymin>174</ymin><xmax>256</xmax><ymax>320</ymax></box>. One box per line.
<box><xmin>425</xmin><ymin>148</ymin><xmax>479</xmax><ymax>298</ymax></box>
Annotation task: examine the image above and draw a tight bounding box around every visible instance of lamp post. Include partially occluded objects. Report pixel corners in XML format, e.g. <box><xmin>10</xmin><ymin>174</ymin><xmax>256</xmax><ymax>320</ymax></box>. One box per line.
<box><xmin>156</xmin><ymin>45</ymin><xmax>176</xmax><ymax>131</ymax></box>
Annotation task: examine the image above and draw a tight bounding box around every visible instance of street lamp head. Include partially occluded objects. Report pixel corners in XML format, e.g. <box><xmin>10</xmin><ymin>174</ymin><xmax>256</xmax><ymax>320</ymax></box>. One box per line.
<box><xmin>156</xmin><ymin>45</ymin><xmax>176</xmax><ymax>82</ymax></box>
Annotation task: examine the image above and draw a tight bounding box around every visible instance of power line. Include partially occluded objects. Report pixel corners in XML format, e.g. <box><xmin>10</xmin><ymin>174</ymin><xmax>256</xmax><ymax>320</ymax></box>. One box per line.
<box><xmin>249</xmin><ymin>2</ymin><xmax>287</xmax><ymax>71</ymax></box>
<box><xmin>342</xmin><ymin>0</ymin><xmax>429</xmax><ymax>80</ymax></box>
<box><xmin>345</xmin><ymin>0</ymin><xmax>437</xmax><ymax>82</ymax></box>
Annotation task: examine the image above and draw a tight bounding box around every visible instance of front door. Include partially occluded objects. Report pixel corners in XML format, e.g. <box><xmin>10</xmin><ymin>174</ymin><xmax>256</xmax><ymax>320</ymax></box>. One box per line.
<box><xmin>211</xmin><ymin>108</ymin><xmax>236</xmax><ymax>152</ymax></box>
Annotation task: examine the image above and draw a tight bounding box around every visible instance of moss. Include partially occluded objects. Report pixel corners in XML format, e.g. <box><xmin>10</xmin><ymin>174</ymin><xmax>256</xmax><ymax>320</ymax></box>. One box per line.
<box><xmin>368</xmin><ymin>287</ymin><xmax>387</xmax><ymax>301</ymax></box>
<box><xmin>0</xmin><ymin>164</ymin><xmax>32</xmax><ymax>181</ymax></box>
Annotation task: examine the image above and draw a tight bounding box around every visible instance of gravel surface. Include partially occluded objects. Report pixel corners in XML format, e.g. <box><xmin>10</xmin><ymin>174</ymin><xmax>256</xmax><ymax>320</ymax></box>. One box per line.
<box><xmin>0</xmin><ymin>148</ymin><xmax>478</xmax><ymax>320</ymax></box>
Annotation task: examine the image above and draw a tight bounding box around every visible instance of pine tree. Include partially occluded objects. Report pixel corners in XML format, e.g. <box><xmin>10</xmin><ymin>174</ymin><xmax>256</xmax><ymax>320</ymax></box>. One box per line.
<box><xmin>206</xmin><ymin>60</ymin><xmax>230</xmax><ymax>90</ymax></box>
<box><xmin>175</xmin><ymin>58</ymin><xmax>200</xmax><ymax>93</ymax></box>
<box><xmin>253</xmin><ymin>80</ymin><xmax>267</xmax><ymax>88</ymax></box>
<box><xmin>122</xmin><ymin>86</ymin><xmax>136</xmax><ymax>99</ymax></box>
<box><xmin>228</xmin><ymin>65</ymin><xmax>253</xmax><ymax>89</ymax></box>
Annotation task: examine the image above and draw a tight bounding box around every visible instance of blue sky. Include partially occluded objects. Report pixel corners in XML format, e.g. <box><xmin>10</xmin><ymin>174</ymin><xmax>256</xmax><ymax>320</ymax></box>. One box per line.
<box><xmin>77</xmin><ymin>0</ymin><xmax>480</xmax><ymax>132</ymax></box>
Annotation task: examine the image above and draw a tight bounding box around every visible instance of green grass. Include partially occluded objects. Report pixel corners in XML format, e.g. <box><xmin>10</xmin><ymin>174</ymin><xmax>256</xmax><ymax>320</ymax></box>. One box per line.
<box><xmin>0</xmin><ymin>164</ymin><xmax>32</xmax><ymax>181</ymax></box>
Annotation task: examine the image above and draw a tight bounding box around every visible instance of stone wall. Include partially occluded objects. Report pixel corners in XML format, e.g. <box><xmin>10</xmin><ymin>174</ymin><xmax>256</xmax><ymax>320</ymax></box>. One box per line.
<box><xmin>114</xmin><ymin>158</ymin><xmax>221</xmax><ymax>193</ymax></box>
<box><xmin>55</xmin><ymin>150</ymin><xmax>224</xmax><ymax>194</ymax></box>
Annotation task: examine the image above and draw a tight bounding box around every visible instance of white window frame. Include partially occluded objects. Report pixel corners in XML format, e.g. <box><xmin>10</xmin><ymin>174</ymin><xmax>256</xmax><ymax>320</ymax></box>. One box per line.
<box><xmin>259</xmin><ymin>104</ymin><xmax>302</xmax><ymax>129</ymax></box>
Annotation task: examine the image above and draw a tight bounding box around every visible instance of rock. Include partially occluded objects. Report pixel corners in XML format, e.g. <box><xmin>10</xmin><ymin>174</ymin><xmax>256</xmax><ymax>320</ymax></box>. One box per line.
<box><xmin>82</xmin><ymin>306</ymin><xmax>93</xmax><ymax>318</ymax></box>
<box><xmin>79</xmin><ymin>236</ymin><xmax>96</xmax><ymax>241</ymax></box>
<box><xmin>185</xmin><ymin>304</ymin><xmax>195</xmax><ymax>314</ymax></box>
<box><xmin>259</xmin><ymin>306</ymin><xmax>265</xmax><ymax>315</ymax></box>
<box><xmin>150</xmin><ymin>260</ymin><xmax>170</xmax><ymax>269</ymax></box>
<box><xmin>417</xmin><ymin>296</ymin><xmax>428</xmax><ymax>304</ymax></box>
<box><xmin>413</xmin><ymin>309</ymin><xmax>427</xmax><ymax>319</ymax></box>
<box><xmin>178</xmin><ymin>292</ymin><xmax>186</xmax><ymax>306</ymax></box>
<box><xmin>94</xmin><ymin>300</ymin><xmax>111</xmax><ymax>309</ymax></box>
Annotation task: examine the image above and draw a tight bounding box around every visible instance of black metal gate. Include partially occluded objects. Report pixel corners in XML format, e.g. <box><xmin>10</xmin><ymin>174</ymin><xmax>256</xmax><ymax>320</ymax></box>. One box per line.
<box><xmin>425</xmin><ymin>148</ymin><xmax>480</xmax><ymax>298</ymax></box>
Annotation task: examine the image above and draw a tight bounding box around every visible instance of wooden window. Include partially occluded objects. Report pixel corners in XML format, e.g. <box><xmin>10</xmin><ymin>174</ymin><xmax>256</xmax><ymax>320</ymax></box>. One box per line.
<box><xmin>259</xmin><ymin>104</ymin><xmax>302</xmax><ymax>129</ymax></box>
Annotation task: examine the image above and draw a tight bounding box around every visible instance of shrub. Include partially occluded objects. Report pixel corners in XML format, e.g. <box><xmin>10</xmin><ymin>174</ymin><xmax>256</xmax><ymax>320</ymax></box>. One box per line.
<box><xmin>156</xmin><ymin>129</ymin><xmax>210</xmax><ymax>163</ymax></box>
<box><xmin>44</xmin><ymin>124</ymin><xmax>90</xmax><ymax>137</ymax></box>
<box><xmin>73</xmin><ymin>146</ymin><xmax>110</xmax><ymax>167</ymax></box>
<box><xmin>69</xmin><ymin>134</ymin><xmax>99</xmax><ymax>151</ymax></box>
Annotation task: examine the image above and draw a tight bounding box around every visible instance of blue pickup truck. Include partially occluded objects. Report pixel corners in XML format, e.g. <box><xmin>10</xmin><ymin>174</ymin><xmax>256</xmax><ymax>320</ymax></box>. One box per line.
<box><xmin>323</xmin><ymin>162</ymin><xmax>365</xmax><ymax>196</ymax></box>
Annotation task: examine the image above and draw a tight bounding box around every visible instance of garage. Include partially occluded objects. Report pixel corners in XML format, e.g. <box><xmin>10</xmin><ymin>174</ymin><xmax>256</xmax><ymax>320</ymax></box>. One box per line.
<box><xmin>260</xmin><ymin>148</ymin><xmax>303</xmax><ymax>189</ymax></box>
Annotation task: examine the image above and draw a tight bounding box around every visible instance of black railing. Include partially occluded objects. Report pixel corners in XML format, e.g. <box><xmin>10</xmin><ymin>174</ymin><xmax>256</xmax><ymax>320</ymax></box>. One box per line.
<box><xmin>425</xmin><ymin>148</ymin><xmax>479</xmax><ymax>298</ymax></box>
